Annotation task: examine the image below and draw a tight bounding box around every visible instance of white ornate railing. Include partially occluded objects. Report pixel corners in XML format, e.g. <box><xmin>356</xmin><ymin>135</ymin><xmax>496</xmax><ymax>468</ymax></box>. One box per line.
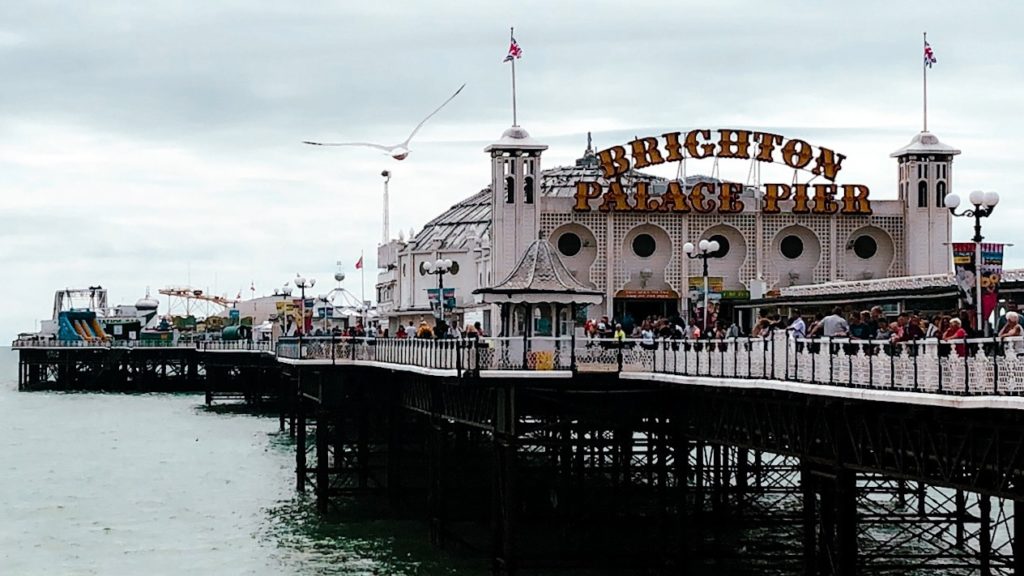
<box><xmin>276</xmin><ymin>334</ymin><xmax>1024</xmax><ymax>396</ymax></box>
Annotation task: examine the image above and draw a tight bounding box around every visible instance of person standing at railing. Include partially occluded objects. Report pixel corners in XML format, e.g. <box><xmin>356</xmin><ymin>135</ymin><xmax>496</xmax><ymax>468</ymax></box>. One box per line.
<box><xmin>943</xmin><ymin>317</ymin><xmax>968</xmax><ymax>357</ymax></box>
<box><xmin>640</xmin><ymin>322</ymin><xmax>656</xmax><ymax>351</ymax></box>
<box><xmin>613</xmin><ymin>324</ymin><xmax>626</xmax><ymax>342</ymax></box>
<box><xmin>998</xmin><ymin>311</ymin><xmax>1023</xmax><ymax>354</ymax></box>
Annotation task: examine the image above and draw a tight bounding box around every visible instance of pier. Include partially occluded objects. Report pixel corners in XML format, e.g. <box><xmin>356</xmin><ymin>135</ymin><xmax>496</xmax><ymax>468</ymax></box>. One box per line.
<box><xmin>21</xmin><ymin>332</ymin><xmax>1022</xmax><ymax>574</ymax></box>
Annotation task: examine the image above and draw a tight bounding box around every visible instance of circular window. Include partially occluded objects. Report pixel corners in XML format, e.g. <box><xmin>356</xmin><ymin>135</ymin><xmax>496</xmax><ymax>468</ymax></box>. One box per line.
<box><xmin>853</xmin><ymin>235</ymin><xmax>877</xmax><ymax>259</ymax></box>
<box><xmin>780</xmin><ymin>235</ymin><xmax>804</xmax><ymax>259</ymax></box>
<box><xmin>708</xmin><ymin>234</ymin><xmax>730</xmax><ymax>258</ymax></box>
<box><xmin>557</xmin><ymin>232</ymin><xmax>582</xmax><ymax>257</ymax></box>
<box><xmin>632</xmin><ymin>234</ymin><xmax>656</xmax><ymax>258</ymax></box>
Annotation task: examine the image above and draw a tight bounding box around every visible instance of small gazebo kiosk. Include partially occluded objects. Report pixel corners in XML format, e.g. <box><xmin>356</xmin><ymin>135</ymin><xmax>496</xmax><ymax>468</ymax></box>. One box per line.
<box><xmin>475</xmin><ymin>239</ymin><xmax>602</xmax><ymax>370</ymax></box>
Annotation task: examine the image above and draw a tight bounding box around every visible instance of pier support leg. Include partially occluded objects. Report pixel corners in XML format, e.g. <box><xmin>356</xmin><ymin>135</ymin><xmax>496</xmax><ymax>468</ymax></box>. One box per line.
<box><xmin>835</xmin><ymin>469</ymin><xmax>857</xmax><ymax>576</ymax></box>
<box><xmin>316</xmin><ymin>407</ymin><xmax>329</xmax><ymax>513</ymax></box>
<box><xmin>428</xmin><ymin>417</ymin><xmax>446</xmax><ymax>548</ymax></box>
<box><xmin>296</xmin><ymin>385</ymin><xmax>307</xmax><ymax>493</ymax></box>
<box><xmin>492</xmin><ymin>383</ymin><xmax>516</xmax><ymax>576</ymax></box>
<box><xmin>981</xmin><ymin>494</ymin><xmax>993</xmax><ymax>576</ymax></box>
<box><xmin>1014</xmin><ymin>499</ymin><xmax>1023</xmax><ymax>576</ymax></box>
<box><xmin>801</xmin><ymin>464</ymin><xmax>817</xmax><ymax>576</ymax></box>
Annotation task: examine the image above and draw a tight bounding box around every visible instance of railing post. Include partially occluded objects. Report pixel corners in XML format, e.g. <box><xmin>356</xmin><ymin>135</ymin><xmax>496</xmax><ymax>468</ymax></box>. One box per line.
<box><xmin>993</xmin><ymin>337</ymin><xmax>1000</xmax><ymax>394</ymax></box>
<box><xmin>456</xmin><ymin>338</ymin><xmax>463</xmax><ymax>377</ymax></box>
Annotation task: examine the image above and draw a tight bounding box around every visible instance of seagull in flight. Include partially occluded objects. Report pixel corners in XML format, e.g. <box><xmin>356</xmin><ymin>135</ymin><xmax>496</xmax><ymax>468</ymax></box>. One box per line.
<box><xmin>304</xmin><ymin>83</ymin><xmax>466</xmax><ymax>161</ymax></box>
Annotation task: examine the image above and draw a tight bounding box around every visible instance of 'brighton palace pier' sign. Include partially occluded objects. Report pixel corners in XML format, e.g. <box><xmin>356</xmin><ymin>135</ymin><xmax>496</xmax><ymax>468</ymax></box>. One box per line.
<box><xmin>574</xmin><ymin>129</ymin><xmax>872</xmax><ymax>215</ymax></box>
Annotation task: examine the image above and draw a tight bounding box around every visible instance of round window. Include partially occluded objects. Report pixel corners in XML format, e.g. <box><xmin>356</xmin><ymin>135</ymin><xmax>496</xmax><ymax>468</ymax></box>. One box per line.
<box><xmin>780</xmin><ymin>235</ymin><xmax>804</xmax><ymax>259</ymax></box>
<box><xmin>853</xmin><ymin>235</ymin><xmax>877</xmax><ymax>259</ymax></box>
<box><xmin>632</xmin><ymin>234</ymin><xmax>656</xmax><ymax>258</ymax></box>
<box><xmin>708</xmin><ymin>234</ymin><xmax>730</xmax><ymax>258</ymax></box>
<box><xmin>557</xmin><ymin>232</ymin><xmax>582</xmax><ymax>257</ymax></box>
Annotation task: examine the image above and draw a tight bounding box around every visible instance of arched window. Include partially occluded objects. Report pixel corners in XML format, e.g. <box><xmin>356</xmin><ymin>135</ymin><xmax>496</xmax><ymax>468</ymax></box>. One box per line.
<box><xmin>936</xmin><ymin>181</ymin><xmax>946</xmax><ymax>207</ymax></box>
<box><xmin>505</xmin><ymin>176</ymin><xmax>515</xmax><ymax>204</ymax></box>
<box><xmin>524</xmin><ymin>175</ymin><xmax>535</xmax><ymax>204</ymax></box>
<box><xmin>917</xmin><ymin>181</ymin><xmax>928</xmax><ymax>208</ymax></box>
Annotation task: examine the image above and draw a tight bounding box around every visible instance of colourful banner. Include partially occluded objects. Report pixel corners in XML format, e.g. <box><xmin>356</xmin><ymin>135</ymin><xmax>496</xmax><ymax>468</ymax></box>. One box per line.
<box><xmin>952</xmin><ymin>243</ymin><xmax>976</xmax><ymax>306</ymax></box>
<box><xmin>981</xmin><ymin>243</ymin><xmax>1005</xmax><ymax>324</ymax></box>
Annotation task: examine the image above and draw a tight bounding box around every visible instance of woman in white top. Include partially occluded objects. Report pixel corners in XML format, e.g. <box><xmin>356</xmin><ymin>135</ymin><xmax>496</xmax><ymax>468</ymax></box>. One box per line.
<box><xmin>998</xmin><ymin>311</ymin><xmax>1024</xmax><ymax>353</ymax></box>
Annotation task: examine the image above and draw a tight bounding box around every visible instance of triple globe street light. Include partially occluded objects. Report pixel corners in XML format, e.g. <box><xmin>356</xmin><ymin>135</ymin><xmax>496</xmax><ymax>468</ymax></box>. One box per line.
<box><xmin>944</xmin><ymin>190</ymin><xmax>1000</xmax><ymax>335</ymax></box>
<box><xmin>683</xmin><ymin>238</ymin><xmax>722</xmax><ymax>335</ymax></box>
<box><xmin>423</xmin><ymin>258</ymin><xmax>453</xmax><ymax>324</ymax></box>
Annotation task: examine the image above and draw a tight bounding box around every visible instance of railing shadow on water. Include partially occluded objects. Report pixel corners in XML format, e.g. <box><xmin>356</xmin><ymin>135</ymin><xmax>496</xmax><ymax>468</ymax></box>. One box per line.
<box><xmin>273</xmin><ymin>333</ymin><xmax>1024</xmax><ymax>396</ymax></box>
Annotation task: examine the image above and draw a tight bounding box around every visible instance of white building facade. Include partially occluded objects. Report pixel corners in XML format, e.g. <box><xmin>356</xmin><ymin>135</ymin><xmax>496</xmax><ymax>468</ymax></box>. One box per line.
<box><xmin>377</xmin><ymin>125</ymin><xmax>959</xmax><ymax>334</ymax></box>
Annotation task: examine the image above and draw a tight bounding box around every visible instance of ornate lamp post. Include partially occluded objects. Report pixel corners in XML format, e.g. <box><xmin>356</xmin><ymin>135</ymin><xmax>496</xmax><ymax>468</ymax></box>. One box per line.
<box><xmin>945</xmin><ymin>190</ymin><xmax>999</xmax><ymax>335</ymax></box>
<box><xmin>294</xmin><ymin>275</ymin><xmax>316</xmax><ymax>340</ymax></box>
<box><xmin>683</xmin><ymin>238</ymin><xmax>722</xmax><ymax>334</ymax></box>
<box><xmin>423</xmin><ymin>258</ymin><xmax>453</xmax><ymax>325</ymax></box>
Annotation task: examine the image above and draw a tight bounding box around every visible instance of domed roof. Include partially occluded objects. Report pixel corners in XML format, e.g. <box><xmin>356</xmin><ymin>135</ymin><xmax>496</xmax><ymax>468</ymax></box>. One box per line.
<box><xmin>474</xmin><ymin>238</ymin><xmax>602</xmax><ymax>305</ymax></box>
<box><xmin>135</xmin><ymin>297</ymin><xmax>160</xmax><ymax>310</ymax></box>
<box><xmin>890</xmin><ymin>131</ymin><xmax>961</xmax><ymax>157</ymax></box>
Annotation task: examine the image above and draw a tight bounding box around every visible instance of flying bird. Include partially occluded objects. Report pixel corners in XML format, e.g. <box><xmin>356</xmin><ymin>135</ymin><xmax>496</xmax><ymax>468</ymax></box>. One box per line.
<box><xmin>304</xmin><ymin>83</ymin><xmax>466</xmax><ymax>161</ymax></box>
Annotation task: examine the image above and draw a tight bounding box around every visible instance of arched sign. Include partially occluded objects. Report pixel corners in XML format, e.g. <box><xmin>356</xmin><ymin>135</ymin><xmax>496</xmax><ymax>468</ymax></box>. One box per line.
<box><xmin>573</xmin><ymin>129</ymin><xmax>872</xmax><ymax>215</ymax></box>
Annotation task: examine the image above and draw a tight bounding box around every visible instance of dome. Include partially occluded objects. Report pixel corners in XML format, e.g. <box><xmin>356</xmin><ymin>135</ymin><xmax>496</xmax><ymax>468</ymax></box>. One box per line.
<box><xmin>501</xmin><ymin>126</ymin><xmax>531</xmax><ymax>139</ymax></box>
<box><xmin>136</xmin><ymin>297</ymin><xmax>160</xmax><ymax>310</ymax></box>
<box><xmin>890</xmin><ymin>130</ymin><xmax>961</xmax><ymax>157</ymax></box>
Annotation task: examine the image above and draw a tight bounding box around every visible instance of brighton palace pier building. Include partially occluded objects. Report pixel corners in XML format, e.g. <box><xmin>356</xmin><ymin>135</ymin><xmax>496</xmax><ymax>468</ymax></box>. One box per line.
<box><xmin>376</xmin><ymin>125</ymin><xmax>969</xmax><ymax>335</ymax></box>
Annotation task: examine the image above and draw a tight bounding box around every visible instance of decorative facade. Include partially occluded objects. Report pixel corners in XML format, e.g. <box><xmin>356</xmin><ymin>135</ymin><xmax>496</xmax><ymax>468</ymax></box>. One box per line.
<box><xmin>376</xmin><ymin>125</ymin><xmax>960</xmax><ymax>334</ymax></box>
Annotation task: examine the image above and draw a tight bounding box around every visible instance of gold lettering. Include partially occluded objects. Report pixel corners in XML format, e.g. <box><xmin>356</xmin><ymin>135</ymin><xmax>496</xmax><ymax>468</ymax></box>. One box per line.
<box><xmin>598</xmin><ymin>180</ymin><xmax>632</xmax><ymax>212</ymax></box>
<box><xmin>840</xmin><ymin>184</ymin><xmax>872</xmax><ymax>214</ymax></box>
<box><xmin>573</xmin><ymin>181</ymin><xmax>602</xmax><ymax>211</ymax></box>
<box><xmin>792</xmin><ymin>184</ymin><xmax>811</xmax><ymax>213</ymax></box>
<box><xmin>662</xmin><ymin>132</ymin><xmax>684</xmax><ymax>162</ymax></box>
<box><xmin>597</xmin><ymin>145</ymin><xmax>631</xmax><ymax>179</ymax></box>
<box><xmin>689</xmin><ymin>181</ymin><xmax>716</xmax><ymax>213</ymax></box>
<box><xmin>629</xmin><ymin>137</ymin><xmax>665</xmax><ymax>170</ymax></box>
<box><xmin>717</xmin><ymin>129</ymin><xmax>752</xmax><ymax>159</ymax></box>
<box><xmin>752</xmin><ymin>132</ymin><xmax>784</xmax><ymax>162</ymax></box>
<box><xmin>659</xmin><ymin>180</ymin><xmax>691</xmax><ymax>213</ymax></box>
<box><xmin>762</xmin><ymin>183</ymin><xmax>790</xmax><ymax>213</ymax></box>
<box><xmin>811</xmin><ymin>184</ymin><xmax>840</xmax><ymax>214</ymax></box>
<box><xmin>634</xmin><ymin>181</ymin><xmax>651</xmax><ymax>212</ymax></box>
<box><xmin>812</xmin><ymin>147</ymin><xmax>847</xmax><ymax>182</ymax></box>
<box><xmin>781</xmin><ymin>139</ymin><xmax>813</xmax><ymax>169</ymax></box>
<box><xmin>684</xmin><ymin>129</ymin><xmax>716</xmax><ymax>159</ymax></box>
<box><xmin>718</xmin><ymin>182</ymin><xmax>745</xmax><ymax>213</ymax></box>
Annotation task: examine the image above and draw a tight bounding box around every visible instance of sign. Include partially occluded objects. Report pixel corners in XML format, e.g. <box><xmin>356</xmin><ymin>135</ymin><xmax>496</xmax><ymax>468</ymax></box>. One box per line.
<box><xmin>687</xmin><ymin>276</ymin><xmax>725</xmax><ymax>293</ymax></box>
<box><xmin>952</xmin><ymin>243</ymin><xmax>976</xmax><ymax>306</ymax></box>
<box><xmin>229</xmin><ymin>309</ymin><xmax>240</xmax><ymax>321</ymax></box>
<box><xmin>981</xmin><ymin>243</ymin><xmax>1005</xmax><ymax>323</ymax></box>
<box><xmin>574</xmin><ymin>129</ymin><xmax>872</xmax><ymax>215</ymax></box>
<box><xmin>427</xmin><ymin>288</ymin><xmax>456</xmax><ymax>308</ymax></box>
<box><xmin>615</xmin><ymin>289</ymin><xmax>679</xmax><ymax>300</ymax></box>
<box><xmin>721</xmin><ymin>290</ymin><xmax>751</xmax><ymax>300</ymax></box>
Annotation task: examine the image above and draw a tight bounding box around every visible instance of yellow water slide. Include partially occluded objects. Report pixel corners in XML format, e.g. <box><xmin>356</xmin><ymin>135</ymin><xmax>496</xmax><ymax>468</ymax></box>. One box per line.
<box><xmin>90</xmin><ymin>318</ymin><xmax>108</xmax><ymax>341</ymax></box>
<box><xmin>73</xmin><ymin>319</ymin><xmax>92</xmax><ymax>341</ymax></box>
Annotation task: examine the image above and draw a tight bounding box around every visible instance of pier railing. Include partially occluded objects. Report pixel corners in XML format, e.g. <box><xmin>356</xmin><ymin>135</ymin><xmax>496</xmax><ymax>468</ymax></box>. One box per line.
<box><xmin>276</xmin><ymin>333</ymin><xmax>1024</xmax><ymax>395</ymax></box>
<box><xmin>11</xmin><ymin>338</ymin><xmax>274</xmax><ymax>352</ymax></box>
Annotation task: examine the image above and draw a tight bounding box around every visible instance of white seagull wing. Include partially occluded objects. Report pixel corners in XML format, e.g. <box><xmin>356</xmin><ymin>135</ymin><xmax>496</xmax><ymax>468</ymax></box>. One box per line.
<box><xmin>400</xmin><ymin>83</ymin><xmax>466</xmax><ymax>147</ymax></box>
<box><xmin>303</xmin><ymin>141</ymin><xmax>395</xmax><ymax>152</ymax></box>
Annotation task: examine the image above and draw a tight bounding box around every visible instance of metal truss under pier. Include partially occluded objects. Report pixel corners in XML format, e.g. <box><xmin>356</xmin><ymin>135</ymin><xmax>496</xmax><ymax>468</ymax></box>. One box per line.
<box><xmin>286</xmin><ymin>364</ymin><xmax>1024</xmax><ymax>576</ymax></box>
<box><xmin>16</xmin><ymin>346</ymin><xmax>279</xmax><ymax>405</ymax></box>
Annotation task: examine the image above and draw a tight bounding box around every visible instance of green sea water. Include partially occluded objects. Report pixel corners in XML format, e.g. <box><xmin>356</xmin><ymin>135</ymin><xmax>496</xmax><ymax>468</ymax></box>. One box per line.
<box><xmin>0</xmin><ymin>347</ymin><xmax>480</xmax><ymax>576</ymax></box>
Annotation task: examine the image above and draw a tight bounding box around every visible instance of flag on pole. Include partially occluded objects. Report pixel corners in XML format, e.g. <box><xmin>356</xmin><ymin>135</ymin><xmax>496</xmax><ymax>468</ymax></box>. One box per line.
<box><xmin>355</xmin><ymin>256</ymin><xmax>363</xmax><ymax>270</ymax></box>
<box><xmin>503</xmin><ymin>36</ymin><xmax>522</xmax><ymax>62</ymax></box>
<box><xmin>924</xmin><ymin>41</ymin><xmax>937</xmax><ymax>68</ymax></box>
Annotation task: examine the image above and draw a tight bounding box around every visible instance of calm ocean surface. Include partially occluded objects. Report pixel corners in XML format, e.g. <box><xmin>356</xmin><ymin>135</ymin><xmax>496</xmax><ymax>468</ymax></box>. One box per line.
<box><xmin>0</xmin><ymin>347</ymin><xmax>479</xmax><ymax>576</ymax></box>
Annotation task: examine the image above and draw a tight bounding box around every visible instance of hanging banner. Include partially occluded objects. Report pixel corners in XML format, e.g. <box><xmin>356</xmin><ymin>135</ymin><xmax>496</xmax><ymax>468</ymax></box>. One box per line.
<box><xmin>981</xmin><ymin>243</ymin><xmax>1005</xmax><ymax>324</ymax></box>
<box><xmin>952</xmin><ymin>243</ymin><xmax>976</xmax><ymax>306</ymax></box>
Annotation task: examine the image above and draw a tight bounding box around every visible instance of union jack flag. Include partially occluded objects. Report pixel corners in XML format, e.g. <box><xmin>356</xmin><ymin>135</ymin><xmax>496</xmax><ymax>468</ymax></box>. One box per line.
<box><xmin>924</xmin><ymin>41</ymin><xmax>937</xmax><ymax>68</ymax></box>
<box><xmin>503</xmin><ymin>37</ymin><xmax>522</xmax><ymax>62</ymax></box>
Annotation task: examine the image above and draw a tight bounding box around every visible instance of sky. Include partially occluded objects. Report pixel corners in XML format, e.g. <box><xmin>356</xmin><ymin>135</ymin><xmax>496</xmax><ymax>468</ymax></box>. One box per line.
<box><xmin>1</xmin><ymin>1</ymin><xmax>1022</xmax><ymax>341</ymax></box>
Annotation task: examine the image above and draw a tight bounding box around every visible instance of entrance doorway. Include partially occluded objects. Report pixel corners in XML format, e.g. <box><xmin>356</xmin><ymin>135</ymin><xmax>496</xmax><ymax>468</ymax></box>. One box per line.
<box><xmin>613</xmin><ymin>298</ymin><xmax>680</xmax><ymax>328</ymax></box>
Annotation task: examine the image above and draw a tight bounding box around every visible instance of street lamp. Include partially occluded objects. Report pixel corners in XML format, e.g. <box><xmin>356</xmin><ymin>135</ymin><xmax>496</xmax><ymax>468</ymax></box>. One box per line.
<box><xmin>294</xmin><ymin>274</ymin><xmax>316</xmax><ymax>338</ymax></box>
<box><xmin>317</xmin><ymin>293</ymin><xmax>330</xmax><ymax>334</ymax></box>
<box><xmin>423</xmin><ymin>258</ymin><xmax>453</xmax><ymax>327</ymax></box>
<box><xmin>683</xmin><ymin>238</ymin><xmax>722</xmax><ymax>335</ymax></box>
<box><xmin>945</xmin><ymin>190</ymin><xmax>1000</xmax><ymax>335</ymax></box>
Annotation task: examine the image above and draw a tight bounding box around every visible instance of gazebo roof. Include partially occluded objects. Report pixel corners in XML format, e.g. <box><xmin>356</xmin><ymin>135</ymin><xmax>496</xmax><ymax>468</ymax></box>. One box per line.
<box><xmin>474</xmin><ymin>239</ymin><xmax>603</xmax><ymax>305</ymax></box>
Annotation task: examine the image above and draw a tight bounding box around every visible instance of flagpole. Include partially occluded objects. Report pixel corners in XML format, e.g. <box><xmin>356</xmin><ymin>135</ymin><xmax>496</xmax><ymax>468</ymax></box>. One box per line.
<box><xmin>360</xmin><ymin>249</ymin><xmax>365</xmax><ymax>327</ymax></box>
<box><xmin>923</xmin><ymin>31</ymin><xmax>928</xmax><ymax>132</ymax></box>
<box><xmin>510</xmin><ymin>27</ymin><xmax>518</xmax><ymax>127</ymax></box>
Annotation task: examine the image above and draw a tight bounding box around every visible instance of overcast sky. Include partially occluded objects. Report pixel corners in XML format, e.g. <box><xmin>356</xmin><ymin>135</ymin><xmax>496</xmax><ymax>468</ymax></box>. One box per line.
<box><xmin>1</xmin><ymin>1</ymin><xmax>1021</xmax><ymax>340</ymax></box>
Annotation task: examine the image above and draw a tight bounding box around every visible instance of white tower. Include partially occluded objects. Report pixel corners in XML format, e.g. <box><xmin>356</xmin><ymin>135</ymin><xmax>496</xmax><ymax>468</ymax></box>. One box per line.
<box><xmin>891</xmin><ymin>131</ymin><xmax>960</xmax><ymax>275</ymax></box>
<box><xmin>484</xmin><ymin>126</ymin><xmax>548</xmax><ymax>284</ymax></box>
